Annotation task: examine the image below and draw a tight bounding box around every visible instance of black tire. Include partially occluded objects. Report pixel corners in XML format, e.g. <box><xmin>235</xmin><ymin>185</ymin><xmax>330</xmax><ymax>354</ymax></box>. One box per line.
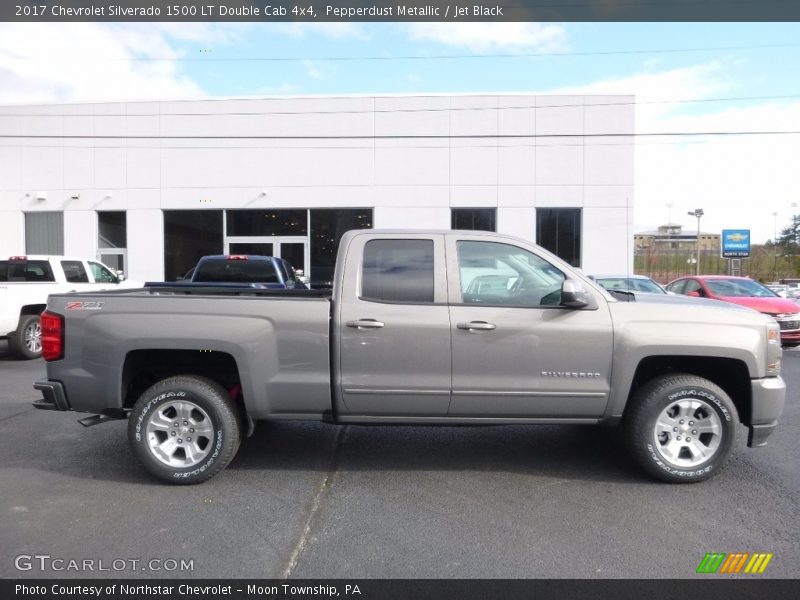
<box><xmin>8</xmin><ymin>314</ymin><xmax>42</xmax><ymax>360</ymax></box>
<box><xmin>625</xmin><ymin>374</ymin><xmax>738</xmax><ymax>483</ymax></box>
<box><xmin>128</xmin><ymin>376</ymin><xmax>241</xmax><ymax>485</ymax></box>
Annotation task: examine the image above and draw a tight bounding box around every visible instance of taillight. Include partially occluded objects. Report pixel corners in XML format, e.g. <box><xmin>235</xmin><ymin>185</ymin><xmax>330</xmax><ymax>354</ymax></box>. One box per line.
<box><xmin>40</xmin><ymin>311</ymin><xmax>64</xmax><ymax>361</ymax></box>
<box><xmin>227</xmin><ymin>255</ymin><xmax>248</xmax><ymax>260</ymax></box>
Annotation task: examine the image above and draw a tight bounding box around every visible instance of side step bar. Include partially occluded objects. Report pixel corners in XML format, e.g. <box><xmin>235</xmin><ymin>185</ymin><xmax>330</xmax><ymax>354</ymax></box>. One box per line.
<box><xmin>77</xmin><ymin>414</ymin><xmax>118</xmax><ymax>428</ymax></box>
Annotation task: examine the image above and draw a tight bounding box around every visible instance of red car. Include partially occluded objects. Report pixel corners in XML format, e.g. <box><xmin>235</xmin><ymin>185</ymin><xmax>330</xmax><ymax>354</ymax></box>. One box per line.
<box><xmin>665</xmin><ymin>275</ymin><xmax>800</xmax><ymax>347</ymax></box>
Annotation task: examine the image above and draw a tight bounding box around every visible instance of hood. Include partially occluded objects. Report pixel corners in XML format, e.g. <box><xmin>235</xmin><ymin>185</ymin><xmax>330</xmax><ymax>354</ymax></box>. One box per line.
<box><xmin>613</xmin><ymin>291</ymin><xmax>755</xmax><ymax>312</ymax></box>
<box><xmin>716</xmin><ymin>295</ymin><xmax>800</xmax><ymax>315</ymax></box>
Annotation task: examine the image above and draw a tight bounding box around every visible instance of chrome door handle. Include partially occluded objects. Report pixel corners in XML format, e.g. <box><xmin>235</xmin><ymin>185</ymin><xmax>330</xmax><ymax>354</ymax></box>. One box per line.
<box><xmin>457</xmin><ymin>321</ymin><xmax>496</xmax><ymax>331</ymax></box>
<box><xmin>346</xmin><ymin>319</ymin><xmax>385</xmax><ymax>329</ymax></box>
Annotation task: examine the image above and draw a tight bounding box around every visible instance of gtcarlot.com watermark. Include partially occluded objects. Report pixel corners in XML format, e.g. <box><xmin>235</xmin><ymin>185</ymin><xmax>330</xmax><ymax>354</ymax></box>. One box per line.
<box><xmin>15</xmin><ymin>554</ymin><xmax>194</xmax><ymax>573</ymax></box>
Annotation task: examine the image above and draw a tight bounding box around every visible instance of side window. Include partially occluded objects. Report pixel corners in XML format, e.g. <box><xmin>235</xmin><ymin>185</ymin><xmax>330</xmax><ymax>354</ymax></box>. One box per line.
<box><xmin>0</xmin><ymin>260</ymin><xmax>55</xmax><ymax>282</ymax></box>
<box><xmin>457</xmin><ymin>241</ymin><xmax>565</xmax><ymax>307</ymax></box>
<box><xmin>61</xmin><ymin>260</ymin><xmax>89</xmax><ymax>283</ymax></box>
<box><xmin>361</xmin><ymin>239</ymin><xmax>434</xmax><ymax>303</ymax></box>
<box><xmin>684</xmin><ymin>280</ymin><xmax>706</xmax><ymax>297</ymax></box>
<box><xmin>667</xmin><ymin>279</ymin><xmax>686</xmax><ymax>295</ymax></box>
<box><xmin>88</xmin><ymin>261</ymin><xmax>118</xmax><ymax>283</ymax></box>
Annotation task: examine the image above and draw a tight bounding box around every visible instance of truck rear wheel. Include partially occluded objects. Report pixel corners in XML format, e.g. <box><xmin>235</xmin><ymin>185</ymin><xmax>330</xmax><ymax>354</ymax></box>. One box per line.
<box><xmin>8</xmin><ymin>314</ymin><xmax>42</xmax><ymax>360</ymax></box>
<box><xmin>625</xmin><ymin>374</ymin><xmax>738</xmax><ymax>483</ymax></box>
<box><xmin>128</xmin><ymin>376</ymin><xmax>241</xmax><ymax>485</ymax></box>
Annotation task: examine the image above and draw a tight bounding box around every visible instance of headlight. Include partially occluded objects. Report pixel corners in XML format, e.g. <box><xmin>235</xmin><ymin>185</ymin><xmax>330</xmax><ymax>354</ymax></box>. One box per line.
<box><xmin>766</xmin><ymin>321</ymin><xmax>782</xmax><ymax>376</ymax></box>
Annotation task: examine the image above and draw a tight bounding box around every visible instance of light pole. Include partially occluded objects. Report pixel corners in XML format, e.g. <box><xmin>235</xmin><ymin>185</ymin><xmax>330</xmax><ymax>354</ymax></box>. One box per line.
<box><xmin>773</xmin><ymin>211</ymin><xmax>779</xmax><ymax>282</ymax></box>
<box><xmin>687</xmin><ymin>208</ymin><xmax>704</xmax><ymax>276</ymax></box>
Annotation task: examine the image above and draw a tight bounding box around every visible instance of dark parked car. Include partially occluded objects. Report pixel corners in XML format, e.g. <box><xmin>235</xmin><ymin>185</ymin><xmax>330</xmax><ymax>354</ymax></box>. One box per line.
<box><xmin>665</xmin><ymin>275</ymin><xmax>800</xmax><ymax>346</ymax></box>
<box><xmin>170</xmin><ymin>255</ymin><xmax>306</xmax><ymax>289</ymax></box>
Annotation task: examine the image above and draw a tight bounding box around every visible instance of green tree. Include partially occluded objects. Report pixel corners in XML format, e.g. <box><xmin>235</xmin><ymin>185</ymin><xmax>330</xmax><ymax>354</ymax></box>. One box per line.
<box><xmin>777</xmin><ymin>214</ymin><xmax>800</xmax><ymax>255</ymax></box>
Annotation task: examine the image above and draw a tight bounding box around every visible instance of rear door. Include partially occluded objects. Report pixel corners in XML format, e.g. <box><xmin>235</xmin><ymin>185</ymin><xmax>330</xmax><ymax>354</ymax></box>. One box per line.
<box><xmin>446</xmin><ymin>234</ymin><xmax>614</xmax><ymax>418</ymax></box>
<box><xmin>336</xmin><ymin>234</ymin><xmax>451</xmax><ymax>416</ymax></box>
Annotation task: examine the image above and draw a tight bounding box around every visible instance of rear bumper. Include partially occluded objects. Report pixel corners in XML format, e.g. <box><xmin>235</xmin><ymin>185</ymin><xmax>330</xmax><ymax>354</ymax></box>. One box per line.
<box><xmin>33</xmin><ymin>380</ymin><xmax>70</xmax><ymax>411</ymax></box>
<box><xmin>747</xmin><ymin>376</ymin><xmax>785</xmax><ymax>447</ymax></box>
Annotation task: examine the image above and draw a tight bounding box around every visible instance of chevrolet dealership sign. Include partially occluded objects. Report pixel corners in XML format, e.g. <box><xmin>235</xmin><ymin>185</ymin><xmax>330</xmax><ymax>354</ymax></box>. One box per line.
<box><xmin>721</xmin><ymin>229</ymin><xmax>751</xmax><ymax>258</ymax></box>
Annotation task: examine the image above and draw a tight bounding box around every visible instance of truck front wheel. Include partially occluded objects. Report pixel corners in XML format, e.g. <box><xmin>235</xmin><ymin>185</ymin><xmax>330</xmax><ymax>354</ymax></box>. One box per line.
<box><xmin>625</xmin><ymin>374</ymin><xmax>738</xmax><ymax>483</ymax></box>
<box><xmin>127</xmin><ymin>376</ymin><xmax>241</xmax><ymax>484</ymax></box>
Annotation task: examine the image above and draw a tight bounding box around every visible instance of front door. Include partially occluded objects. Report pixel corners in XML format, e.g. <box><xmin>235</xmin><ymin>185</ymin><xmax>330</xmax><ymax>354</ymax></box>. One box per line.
<box><xmin>336</xmin><ymin>234</ymin><xmax>451</xmax><ymax>416</ymax></box>
<box><xmin>446</xmin><ymin>235</ymin><xmax>613</xmax><ymax>418</ymax></box>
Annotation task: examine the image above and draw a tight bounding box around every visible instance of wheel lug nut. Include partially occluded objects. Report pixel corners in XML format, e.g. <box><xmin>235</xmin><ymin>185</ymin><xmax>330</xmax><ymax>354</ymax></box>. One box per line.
<box><xmin>679</xmin><ymin>420</ymin><xmax>685</xmax><ymax>424</ymax></box>
<box><xmin>676</xmin><ymin>436</ymin><xmax>681</xmax><ymax>440</ymax></box>
<box><xmin>177</xmin><ymin>438</ymin><xmax>182</xmax><ymax>443</ymax></box>
<box><xmin>170</xmin><ymin>431</ymin><xmax>176</xmax><ymax>437</ymax></box>
<box><xmin>692</xmin><ymin>430</ymin><xmax>697</xmax><ymax>435</ymax></box>
<box><xmin>183</xmin><ymin>420</ymin><xmax>188</xmax><ymax>425</ymax></box>
<box><xmin>673</xmin><ymin>427</ymin><xmax>678</xmax><ymax>432</ymax></box>
<box><xmin>686</xmin><ymin>437</ymin><xmax>691</xmax><ymax>442</ymax></box>
<box><xmin>190</xmin><ymin>428</ymin><xmax>194</xmax><ymax>433</ymax></box>
<box><xmin>174</xmin><ymin>422</ymin><xmax>179</xmax><ymax>427</ymax></box>
<box><xmin>187</xmin><ymin>437</ymin><xmax>192</xmax><ymax>442</ymax></box>
<box><xmin>689</xmin><ymin>421</ymin><xmax>694</xmax><ymax>426</ymax></box>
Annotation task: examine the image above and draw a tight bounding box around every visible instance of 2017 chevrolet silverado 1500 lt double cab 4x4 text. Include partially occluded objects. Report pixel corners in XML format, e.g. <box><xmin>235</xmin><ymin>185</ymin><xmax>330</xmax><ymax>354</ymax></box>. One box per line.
<box><xmin>33</xmin><ymin>230</ymin><xmax>786</xmax><ymax>484</ymax></box>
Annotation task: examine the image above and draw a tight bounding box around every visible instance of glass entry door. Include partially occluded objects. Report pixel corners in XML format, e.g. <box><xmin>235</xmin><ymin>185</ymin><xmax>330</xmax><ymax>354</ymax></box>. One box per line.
<box><xmin>225</xmin><ymin>236</ymin><xmax>309</xmax><ymax>278</ymax></box>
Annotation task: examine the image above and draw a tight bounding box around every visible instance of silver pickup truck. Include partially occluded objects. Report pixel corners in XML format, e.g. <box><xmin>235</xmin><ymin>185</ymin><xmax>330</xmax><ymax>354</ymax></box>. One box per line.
<box><xmin>33</xmin><ymin>230</ymin><xmax>786</xmax><ymax>485</ymax></box>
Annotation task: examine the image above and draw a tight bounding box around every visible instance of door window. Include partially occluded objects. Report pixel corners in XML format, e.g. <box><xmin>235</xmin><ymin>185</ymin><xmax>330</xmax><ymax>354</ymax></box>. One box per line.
<box><xmin>361</xmin><ymin>239</ymin><xmax>434</xmax><ymax>304</ymax></box>
<box><xmin>61</xmin><ymin>261</ymin><xmax>89</xmax><ymax>283</ymax></box>
<box><xmin>456</xmin><ymin>241</ymin><xmax>565</xmax><ymax>307</ymax></box>
<box><xmin>88</xmin><ymin>261</ymin><xmax>119</xmax><ymax>283</ymax></box>
<box><xmin>683</xmin><ymin>279</ymin><xmax>706</xmax><ymax>297</ymax></box>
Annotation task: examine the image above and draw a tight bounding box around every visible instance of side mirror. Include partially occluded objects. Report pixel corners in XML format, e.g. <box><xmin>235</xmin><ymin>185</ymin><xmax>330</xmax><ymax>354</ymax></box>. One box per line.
<box><xmin>561</xmin><ymin>279</ymin><xmax>591</xmax><ymax>309</ymax></box>
<box><xmin>117</xmin><ymin>274</ymin><xmax>126</xmax><ymax>282</ymax></box>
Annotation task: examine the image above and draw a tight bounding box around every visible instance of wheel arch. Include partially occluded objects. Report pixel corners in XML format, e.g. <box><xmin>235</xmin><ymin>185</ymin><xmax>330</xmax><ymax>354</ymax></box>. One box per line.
<box><xmin>121</xmin><ymin>349</ymin><xmax>248</xmax><ymax>423</ymax></box>
<box><xmin>623</xmin><ymin>355</ymin><xmax>752</xmax><ymax>426</ymax></box>
<box><xmin>20</xmin><ymin>304</ymin><xmax>46</xmax><ymax>317</ymax></box>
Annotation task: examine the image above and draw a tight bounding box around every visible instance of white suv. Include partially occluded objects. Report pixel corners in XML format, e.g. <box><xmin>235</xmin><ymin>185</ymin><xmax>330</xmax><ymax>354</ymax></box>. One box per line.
<box><xmin>0</xmin><ymin>256</ymin><xmax>140</xmax><ymax>359</ymax></box>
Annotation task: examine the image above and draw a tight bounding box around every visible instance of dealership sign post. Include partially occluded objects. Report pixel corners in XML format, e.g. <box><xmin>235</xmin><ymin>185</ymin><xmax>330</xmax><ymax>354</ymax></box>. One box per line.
<box><xmin>721</xmin><ymin>230</ymin><xmax>751</xmax><ymax>258</ymax></box>
<box><xmin>722</xmin><ymin>229</ymin><xmax>750</xmax><ymax>276</ymax></box>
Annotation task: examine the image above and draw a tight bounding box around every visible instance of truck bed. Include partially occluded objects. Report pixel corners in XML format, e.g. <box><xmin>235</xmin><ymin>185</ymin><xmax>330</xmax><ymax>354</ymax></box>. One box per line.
<box><xmin>44</xmin><ymin>287</ymin><xmax>333</xmax><ymax>420</ymax></box>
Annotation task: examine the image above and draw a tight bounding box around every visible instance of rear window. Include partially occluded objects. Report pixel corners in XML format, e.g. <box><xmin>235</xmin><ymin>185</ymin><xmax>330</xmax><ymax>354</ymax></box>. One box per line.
<box><xmin>361</xmin><ymin>239</ymin><xmax>434</xmax><ymax>303</ymax></box>
<box><xmin>0</xmin><ymin>260</ymin><xmax>56</xmax><ymax>282</ymax></box>
<box><xmin>193</xmin><ymin>259</ymin><xmax>280</xmax><ymax>284</ymax></box>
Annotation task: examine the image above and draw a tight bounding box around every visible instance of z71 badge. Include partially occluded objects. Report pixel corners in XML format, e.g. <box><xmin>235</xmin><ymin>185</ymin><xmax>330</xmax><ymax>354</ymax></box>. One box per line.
<box><xmin>65</xmin><ymin>301</ymin><xmax>105</xmax><ymax>310</ymax></box>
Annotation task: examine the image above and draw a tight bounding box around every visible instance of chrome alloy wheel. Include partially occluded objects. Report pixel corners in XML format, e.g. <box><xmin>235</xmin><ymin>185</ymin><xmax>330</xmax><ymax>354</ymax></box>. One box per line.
<box><xmin>653</xmin><ymin>398</ymin><xmax>723</xmax><ymax>468</ymax></box>
<box><xmin>25</xmin><ymin>321</ymin><xmax>42</xmax><ymax>354</ymax></box>
<box><xmin>145</xmin><ymin>400</ymin><xmax>215</xmax><ymax>468</ymax></box>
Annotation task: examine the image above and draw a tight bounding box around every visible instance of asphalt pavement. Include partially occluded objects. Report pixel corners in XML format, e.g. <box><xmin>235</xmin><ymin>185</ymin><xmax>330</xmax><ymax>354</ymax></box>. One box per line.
<box><xmin>1</xmin><ymin>341</ymin><xmax>798</xmax><ymax>579</ymax></box>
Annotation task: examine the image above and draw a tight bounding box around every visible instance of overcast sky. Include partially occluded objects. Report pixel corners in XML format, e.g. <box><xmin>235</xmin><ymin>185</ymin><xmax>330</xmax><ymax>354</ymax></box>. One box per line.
<box><xmin>1</xmin><ymin>22</ymin><xmax>799</xmax><ymax>243</ymax></box>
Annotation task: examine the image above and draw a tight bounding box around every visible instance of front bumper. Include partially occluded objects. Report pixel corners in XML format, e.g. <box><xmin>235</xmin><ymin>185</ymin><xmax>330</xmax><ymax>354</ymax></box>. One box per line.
<box><xmin>33</xmin><ymin>380</ymin><xmax>70</xmax><ymax>411</ymax></box>
<box><xmin>747</xmin><ymin>376</ymin><xmax>786</xmax><ymax>447</ymax></box>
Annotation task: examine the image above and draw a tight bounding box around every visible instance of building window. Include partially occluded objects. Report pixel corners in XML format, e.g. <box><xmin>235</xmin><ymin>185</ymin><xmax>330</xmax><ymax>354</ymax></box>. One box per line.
<box><xmin>226</xmin><ymin>209</ymin><xmax>307</xmax><ymax>237</ymax></box>
<box><xmin>536</xmin><ymin>208</ymin><xmax>582</xmax><ymax>267</ymax></box>
<box><xmin>25</xmin><ymin>212</ymin><xmax>64</xmax><ymax>255</ymax></box>
<box><xmin>451</xmin><ymin>208</ymin><xmax>496</xmax><ymax>232</ymax></box>
<box><xmin>164</xmin><ymin>210</ymin><xmax>223</xmax><ymax>281</ymax></box>
<box><xmin>97</xmin><ymin>211</ymin><xmax>127</xmax><ymax>275</ymax></box>
<box><xmin>362</xmin><ymin>239</ymin><xmax>434</xmax><ymax>304</ymax></box>
<box><xmin>310</xmin><ymin>209</ymin><xmax>372</xmax><ymax>287</ymax></box>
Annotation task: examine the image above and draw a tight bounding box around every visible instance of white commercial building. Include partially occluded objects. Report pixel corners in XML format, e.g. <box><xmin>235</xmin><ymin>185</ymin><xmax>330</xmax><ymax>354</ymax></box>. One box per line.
<box><xmin>0</xmin><ymin>93</ymin><xmax>634</xmax><ymax>284</ymax></box>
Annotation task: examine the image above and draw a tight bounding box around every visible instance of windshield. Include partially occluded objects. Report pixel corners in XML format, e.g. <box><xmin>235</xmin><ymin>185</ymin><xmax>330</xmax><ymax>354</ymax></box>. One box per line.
<box><xmin>596</xmin><ymin>277</ymin><xmax>665</xmax><ymax>294</ymax></box>
<box><xmin>705</xmin><ymin>279</ymin><xmax>778</xmax><ymax>298</ymax></box>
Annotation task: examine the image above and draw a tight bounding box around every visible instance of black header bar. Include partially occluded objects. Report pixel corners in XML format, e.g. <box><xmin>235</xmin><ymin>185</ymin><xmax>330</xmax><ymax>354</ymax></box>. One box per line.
<box><xmin>4</xmin><ymin>0</ymin><xmax>800</xmax><ymax>22</ymax></box>
<box><xmin>3</xmin><ymin>579</ymin><xmax>800</xmax><ymax>600</ymax></box>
